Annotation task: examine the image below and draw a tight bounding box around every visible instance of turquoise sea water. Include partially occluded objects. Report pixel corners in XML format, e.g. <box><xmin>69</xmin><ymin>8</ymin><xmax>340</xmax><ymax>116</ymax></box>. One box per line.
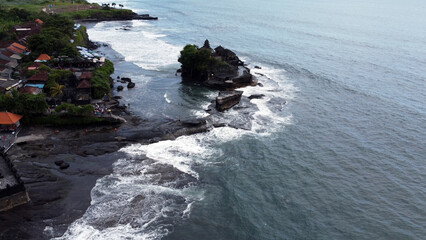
<box><xmin>60</xmin><ymin>0</ymin><xmax>425</xmax><ymax>239</ymax></box>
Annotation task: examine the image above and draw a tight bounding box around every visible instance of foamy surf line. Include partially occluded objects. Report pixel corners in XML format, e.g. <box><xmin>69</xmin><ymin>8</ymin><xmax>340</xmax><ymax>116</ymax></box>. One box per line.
<box><xmin>54</xmin><ymin>128</ymin><xmax>247</xmax><ymax>240</ymax></box>
<box><xmin>87</xmin><ymin>20</ymin><xmax>182</xmax><ymax>71</ymax></box>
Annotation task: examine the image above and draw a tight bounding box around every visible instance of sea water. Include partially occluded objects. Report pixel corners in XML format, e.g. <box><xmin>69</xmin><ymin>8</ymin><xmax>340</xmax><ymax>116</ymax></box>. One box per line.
<box><xmin>57</xmin><ymin>0</ymin><xmax>425</xmax><ymax>239</ymax></box>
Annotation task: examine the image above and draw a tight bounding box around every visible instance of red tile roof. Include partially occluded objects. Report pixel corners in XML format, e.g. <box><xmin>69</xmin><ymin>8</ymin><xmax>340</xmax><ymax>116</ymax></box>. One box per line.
<box><xmin>2</xmin><ymin>50</ymin><xmax>13</xmax><ymax>57</ymax></box>
<box><xmin>28</xmin><ymin>71</ymin><xmax>49</xmax><ymax>82</ymax></box>
<box><xmin>35</xmin><ymin>19</ymin><xmax>43</xmax><ymax>25</ymax></box>
<box><xmin>77</xmin><ymin>79</ymin><xmax>92</xmax><ymax>89</ymax></box>
<box><xmin>80</xmin><ymin>72</ymin><xmax>94</xmax><ymax>79</ymax></box>
<box><xmin>0</xmin><ymin>112</ymin><xmax>23</xmax><ymax>125</ymax></box>
<box><xmin>36</xmin><ymin>54</ymin><xmax>51</xmax><ymax>61</ymax></box>
<box><xmin>7</xmin><ymin>45</ymin><xmax>24</xmax><ymax>54</ymax></box>
<box><xmin>19</xmin><ymin>86</ymin><xmax>40</xmax><ymax>94</ymax></box>
<box><xmin>0</xmin><ymin>59</ymin><xmax>8</xmax><ymax>66</ymax></box>
<box><xmin>12</xmin><ymin>42</ymin><xmax>27</xmax><ymax>51</ymax></box>
<box><xmin>28</xmin><ymin>62</ymin><xmax>43</xmax><ymax>70</ymax></box>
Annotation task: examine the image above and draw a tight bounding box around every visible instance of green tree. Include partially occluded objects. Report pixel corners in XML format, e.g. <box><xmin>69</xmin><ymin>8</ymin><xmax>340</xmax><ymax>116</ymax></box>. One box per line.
<box><xmin>50</xmin><ymin>82</ymin><xmax>65</xmax><ymax>97</ymax></box>
<box><xmin>178</xmin><ymin>44</ymin><xmax>215</xmax><ymax>80</ymax></box>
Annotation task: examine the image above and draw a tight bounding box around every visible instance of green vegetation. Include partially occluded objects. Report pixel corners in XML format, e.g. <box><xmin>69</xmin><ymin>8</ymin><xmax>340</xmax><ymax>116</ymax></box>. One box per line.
<box><xmin>55</xmin><ymin>102</ymin><xmax>94</xmax><ymax>116</ymax></box>
<box><xmin>0</xmin><ymin>90</ymin><xmax>48</xmax><ymax>115</ymax></box>
<box><xmin>73</xmin><ymin>25</ymin><xmax>89</xmax><ymax>47</ymax></box>
<box><xmin>178</xmin><ymin>44</ymin><xmax>229</xmax><ymax>80</ymax></box>
<box><xmin>48</xmin><ymin>69</ymin><xmax>72</xmax><ymax>82</ymax></box>
<box><xmin>90</xmin><ymin>59</ymin><xmax>114</xmax><ymax>99</ymax></box>
<box><xmin>21</xmin><ymin>103</ymin><xmax>100</xmax><ymax>126</ymax></box>
<box><xmin>61</xmin><ymin>8</ymin><xmax>134</xmax><ymax>20</ymax></box>
<box><xmin>28</xmin><ymin>15</ymin><xmax>78</xmax><ymax>57</ymax></box>
<box><xmin>0</xmin><ymin>7</ymin><xmax>36</xmax><ymax>41</ymax></box>
<box><xmin>50</xmin><ymin>82</ymin><xmax>65</xmax><ymax>97</ymax></box>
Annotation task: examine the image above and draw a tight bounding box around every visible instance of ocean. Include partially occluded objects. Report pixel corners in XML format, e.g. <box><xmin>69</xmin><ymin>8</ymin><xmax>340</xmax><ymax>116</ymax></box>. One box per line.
<box><xmin>57</xmin><ymin>0</ymin><xmax>425</xmax><ymax>239</ymax></box>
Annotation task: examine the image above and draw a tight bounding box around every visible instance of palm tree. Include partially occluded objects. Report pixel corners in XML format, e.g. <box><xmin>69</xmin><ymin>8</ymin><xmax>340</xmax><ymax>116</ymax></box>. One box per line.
<box><xmin>50</xmin><ymin>82</ymin><xmax>65</xmax><ymax>98</ymax></box>
<box><xmin>112</xmin><ymin>3</ymin><xmax>116</xmax><ymax>8</ymax></box>
<box><xmin>119</xmin><ymin>4</ymin><xmax>123</xmax><ymax>9</ymax></box>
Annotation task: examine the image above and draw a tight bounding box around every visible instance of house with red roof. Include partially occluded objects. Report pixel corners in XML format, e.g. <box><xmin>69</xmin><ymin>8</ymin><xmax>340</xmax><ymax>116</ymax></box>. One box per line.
<box><xmin>27</xmin><ymin>62</ymin><xmax>44</xmax><ymax>70</ymax></box>
<box><xmin>19</xmin><ymin>86</ymin><xmax>42</xmax><ymax>95</ymax></box>
<box><xmin>14</xmin><ymin>21</ymin><xmax>42</xmax><ymax>39</ymax></box>
<box><xmin>27</xmin><ymin>71</ymin><xmax>48</xmax><ymax>83</ymax></box>
<box><xmin>76</xmin><ymin>79</ymin><xmax>92</xmax><ymax>104</ymax></box>
<box><xmin>80</xmin><ymin>72</ymin><xmax>94</xmax><ymax>80</ymax></box>
<box><xmin>35</xmin><ymin>19</ymin><xmax>43</xmax><ymax>25</ymax></box>
<box><xmin>0</xmin><ymin>112</ymin><xmax>23</xmax><ymax>130</ymax></box>
<box><xmin>35</xmin><ymin>54</ymin><xmax>51</xmax><ymax>62</ymax></box>
<box><xmin>11</xmin><ymin>42</ymin><xmax>27</xmax><ymax>52</ymax></box>
<box><xmin>6</xmin><ymin>45</ymin><xmax>25</xmax><ymax>55</ymax></box>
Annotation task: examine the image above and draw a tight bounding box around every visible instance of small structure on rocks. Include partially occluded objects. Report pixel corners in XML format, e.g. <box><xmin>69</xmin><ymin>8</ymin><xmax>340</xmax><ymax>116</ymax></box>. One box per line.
<box><xmin>216</xmin><ymin>91</ymin><xmax>243</xmax><ymax>112</ymax></box>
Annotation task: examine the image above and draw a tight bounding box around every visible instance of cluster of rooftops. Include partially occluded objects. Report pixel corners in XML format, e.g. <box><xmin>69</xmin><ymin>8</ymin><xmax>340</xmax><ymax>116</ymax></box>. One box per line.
<box><xmin>0</xmin><ymin>18</ymin><xmax>106</xmax><ymax>104</ymax></box>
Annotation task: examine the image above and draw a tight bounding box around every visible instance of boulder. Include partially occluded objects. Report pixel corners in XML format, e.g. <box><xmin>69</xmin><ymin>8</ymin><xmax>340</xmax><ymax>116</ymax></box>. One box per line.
<box><xmin>248</xmin><ymin>94</ymin><xmax>265</xmax><ymax>100</ymax></box>
<box><xmin>258</xmin><ymin>82</ymin><xmax>264</xmax><ymax>87</ymax></box>
<box><xmin>181</xmin><ymin>119</ymin><xmax>206</xmax><ymax>127</ymax></box>
<box><xmin>121</xmin><ymin>77</ymin><xmax>132</xmax><ymax>82</ymax></box>
<box><xmin>216</xmin><ymin>90</ymin><xmax>243</xmax><ymax>112</ymax></box>
<box><xmin>54</xmin><ymin>160</ymin><xmax>64</xmax><ymax>166</ymax></box>
<box><xmin>59</xmin><ymin>162</ymin><xmax>70</xmax><ymax>170</ymax></box>
<box><xmin>254</xmin><ymin>66</ymin><xmax>261</xmax><ymax>69</ymax></box>
<box><xmin>117</xmin><ymin>86</ymin><xmax>124</xmax><ymax>91</ymax></box>
<box><xmin>127</xmin><ymin>82</ymin><xmax>135</xmax><ymax>88</ymax></box>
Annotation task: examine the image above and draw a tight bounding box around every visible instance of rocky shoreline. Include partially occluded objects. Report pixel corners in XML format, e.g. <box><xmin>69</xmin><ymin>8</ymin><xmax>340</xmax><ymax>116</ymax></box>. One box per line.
<box><xmin>0</xmin><ymin>26</ymin><xmax>264</xmax><ymax>240</ymax></box>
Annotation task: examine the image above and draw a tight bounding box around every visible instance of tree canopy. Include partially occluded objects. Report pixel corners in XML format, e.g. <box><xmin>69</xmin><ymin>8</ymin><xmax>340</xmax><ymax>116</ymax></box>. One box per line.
<box><xmin>0</xmin><ymin>90</ymin><xmax>48</xmax><ymax>115</ymax></box>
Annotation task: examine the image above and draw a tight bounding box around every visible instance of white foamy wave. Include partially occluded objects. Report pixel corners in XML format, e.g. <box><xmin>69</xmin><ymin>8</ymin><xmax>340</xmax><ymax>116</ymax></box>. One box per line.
<box><xmin>87</xmin><ymin>21</ymin><xmax>182</xmax><ymax>71</ymax></box>
<box><xmin>57</xmin><ymin>127</ymin><xmax>245</xmax><ymax>240</ymax></box>
<box><xmin>164</xmin><ymin>93</ymin><xmax>171</xmax><ymax>103</ymax></box>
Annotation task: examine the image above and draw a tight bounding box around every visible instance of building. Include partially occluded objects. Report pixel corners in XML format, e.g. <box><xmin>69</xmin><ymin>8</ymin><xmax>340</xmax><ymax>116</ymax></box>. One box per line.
<box><xmin>19</xmin><ymin>86</ymin><xmax>42</xmax><ymax>95</ymax></box>
<box><xmin>75</xmin><ymin>80</ymin><xmax>92</xmax><ymax>104</ymax></box>
<box><xmin>35</xmin><ymin>54</ymin><xmax>51</xmax><ymax>62</ymax></box>
<box><xmin>0</xmin><ymin>112</ymin><xmax>22</xmax><ymax>131</ymax></box>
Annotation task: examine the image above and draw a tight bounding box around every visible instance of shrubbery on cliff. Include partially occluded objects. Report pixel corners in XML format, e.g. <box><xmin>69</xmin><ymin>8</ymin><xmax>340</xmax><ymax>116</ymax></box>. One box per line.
<box><xmin>91</xmin><ymin>59</ymin><xmax>114</xmax><ymax>99</ymax></box>
<box><xmin>0</xmin><ymin>90</ymin><xmax>48</xmax><ymax>115</ymax></box>
<box><xmin>178</xmin><ymin>44</ymin><xmax>229</xmax><ymax>81</ymax></box>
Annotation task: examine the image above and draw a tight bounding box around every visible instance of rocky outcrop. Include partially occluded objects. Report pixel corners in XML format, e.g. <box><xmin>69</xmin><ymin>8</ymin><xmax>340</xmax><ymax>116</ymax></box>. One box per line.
<box><xmin>179</xmin><ymin>40</ymin><xmax>256</xmax><ymax>90</ymax></box>
<box><xmin>216</xmin><ymin>91</ymin><xmax>243</xmax><ymax>112</ymax></box>
<box><xmin>127</xmin><ymin>82</ymin><xmax>135</xmax><ymax>88</ymax></box>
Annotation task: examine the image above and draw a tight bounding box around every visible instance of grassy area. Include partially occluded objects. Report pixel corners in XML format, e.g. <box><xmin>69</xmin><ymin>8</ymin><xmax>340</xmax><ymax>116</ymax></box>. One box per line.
<box><xmin>0</xmin><ymin>0</ymin><xmax>92</xmax><ymax>13</ymax></box>
<box><xmin>1</xmin><ymin>0</ymin><xmax>133</xmax><ymax>19</ymax></box>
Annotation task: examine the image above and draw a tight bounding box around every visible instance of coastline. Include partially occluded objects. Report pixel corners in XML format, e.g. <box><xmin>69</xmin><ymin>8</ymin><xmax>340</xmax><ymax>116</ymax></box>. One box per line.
<box><xmin>0</xmin><ymin>10</ymin><xmax>260</xmax><ymax>239</ymax></box>
<box><xmin>0</xmin><ymin>37</ymin><xmax>220</xmax><ymax>238</ymax></box>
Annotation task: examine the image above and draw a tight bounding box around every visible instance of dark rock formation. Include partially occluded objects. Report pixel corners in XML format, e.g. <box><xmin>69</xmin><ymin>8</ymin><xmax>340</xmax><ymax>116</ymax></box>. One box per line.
<box><xmin>216</xmin><ymin>91</ymin><xmax>243</xmax><ymax>111</ymax></box>
<box><xmin>127</xmin><ymin>82</ymin><xmax>135</xmax><ymax>88</ymax></box>
<box><xmin>179</xmin><ymin>40</ymin><xmax>256</xmax><ymax>90</ymax></box>
<box><xmin>117</xmin><ymin>86</ymin><xmax>124</xmax><ymax>91</ymax></box>
<box><xmin>254</xmin><ymin>66</ymin><xmax>261</xmax><ymax>69</ymax></box>
<box><xmin>54</xmin><ymin>160</ymin><xmax>64</xmax><ymax>166</ymax></box>
<box><xmin>59</xmin><ymin>162</ymin><xmax>69</xmax><ymax>170</ymax></box>
<box><xmin>121</xmin><ymin>77</ymin><xmax>132</xmax><ymax>82</ymax></box>
<box><xmin>248</xmin><ymin>94</ymin><xmax>265</xmax><ymax>100</ymax></box>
